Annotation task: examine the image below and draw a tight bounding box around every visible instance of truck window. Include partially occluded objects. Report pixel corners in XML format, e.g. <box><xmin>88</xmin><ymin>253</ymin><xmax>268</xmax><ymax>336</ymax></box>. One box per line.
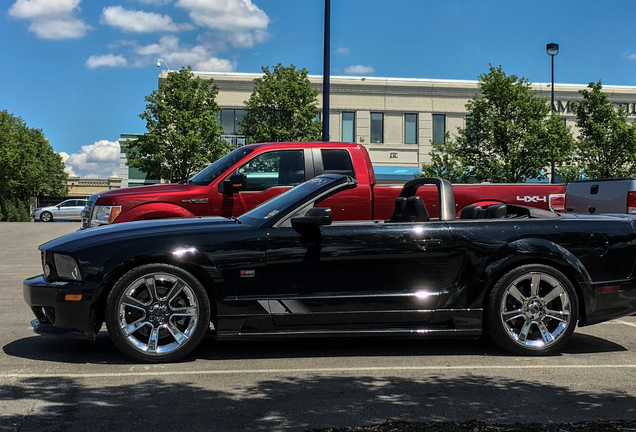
<box><xmin>236</xmin><ymin>150</ymin><xmax>305</xmax><ymax>191</ymax></box>
<box><xmin>190</xmin><ymin>147</ymin><xmax>254</xmax><ymax>185</ymax></box>
<box><xmin>321</xmin><ymin>149</ymin><xmax>355</xmax><ymax>178</ymax></box>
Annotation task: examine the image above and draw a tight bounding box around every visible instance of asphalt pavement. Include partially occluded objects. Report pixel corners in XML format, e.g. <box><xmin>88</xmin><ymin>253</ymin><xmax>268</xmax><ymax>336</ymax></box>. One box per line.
<box><xmin>1</xmin><ymin>222</ymin><xmax>636</xmax><ymax>432</ymax></box>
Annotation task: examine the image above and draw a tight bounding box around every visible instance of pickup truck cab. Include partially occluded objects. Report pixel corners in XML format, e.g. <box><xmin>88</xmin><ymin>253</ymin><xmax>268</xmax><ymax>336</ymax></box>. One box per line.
<box><xmin>82</xmin><ymin>142</ymin><xmax>565</xmax><ymax>228</ymax></box>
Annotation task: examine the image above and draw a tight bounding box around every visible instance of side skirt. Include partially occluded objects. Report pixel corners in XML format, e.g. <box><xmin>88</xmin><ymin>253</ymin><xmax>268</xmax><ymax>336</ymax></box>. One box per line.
<box><xmin>215</xmin><ymin>327</ymin><xmax>483</xmax><ymax>341</ymax></box>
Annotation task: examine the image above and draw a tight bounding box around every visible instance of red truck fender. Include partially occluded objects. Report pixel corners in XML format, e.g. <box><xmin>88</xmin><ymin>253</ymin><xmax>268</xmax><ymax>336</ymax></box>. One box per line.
<box><xmin>117</xmin><ymin>202</ymin><xmax>197</xmax><ymax>223</ymax></box>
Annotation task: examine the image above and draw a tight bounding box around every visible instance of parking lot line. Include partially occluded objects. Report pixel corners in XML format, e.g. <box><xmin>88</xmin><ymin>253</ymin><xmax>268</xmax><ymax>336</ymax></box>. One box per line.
<box><xmin>614</xmin><ymin>320</ymin><xmax>636</xmax><ymax>328</ymax></box>
<box><xmin>3</xmin><ymin>364</ymin><xmax>636</xmax><ymax>380</ymax></box>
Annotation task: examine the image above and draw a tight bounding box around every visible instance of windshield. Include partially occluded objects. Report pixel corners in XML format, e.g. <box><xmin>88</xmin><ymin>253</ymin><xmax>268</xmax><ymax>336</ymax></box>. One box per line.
<box><xmin>189</xmin><ymin>147</ymin><xmax>255</xmax><ymax>185</ymax></box>
<box><xmin>238</xmin><ymin>175</ymin><xmax>349</xmax><ymax>227</ymax></box>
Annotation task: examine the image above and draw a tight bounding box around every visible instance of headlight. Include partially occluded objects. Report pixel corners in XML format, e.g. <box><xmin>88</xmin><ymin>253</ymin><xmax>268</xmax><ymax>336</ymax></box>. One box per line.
<box><xmin>42</xmin><ymin>253</ymin><xmax>83</xmax><ymax>281</ymax></box>
<box><xmin>90</xmin><ymin>205</ymin><xmax>122</xmax><ymax>227</ymax></box>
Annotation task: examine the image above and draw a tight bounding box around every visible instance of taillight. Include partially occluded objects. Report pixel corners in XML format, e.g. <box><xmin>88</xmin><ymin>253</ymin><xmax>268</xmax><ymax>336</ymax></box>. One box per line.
<box><xmin>549</xmin><ymin>193</ymin><xmax>565</xmax><ymax>214</ymax></box>
<box><xmin>627</xmin><ymin>191</ymin><xmax>636</xmax><ymax>214</ymax></box>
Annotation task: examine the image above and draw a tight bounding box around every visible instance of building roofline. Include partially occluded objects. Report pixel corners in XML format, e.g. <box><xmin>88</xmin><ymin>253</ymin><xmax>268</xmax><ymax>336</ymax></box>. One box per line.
<box><xmin>168</xmin><ymin>71</ymin><xmax>636</xmax><ymax>91</ymax></box>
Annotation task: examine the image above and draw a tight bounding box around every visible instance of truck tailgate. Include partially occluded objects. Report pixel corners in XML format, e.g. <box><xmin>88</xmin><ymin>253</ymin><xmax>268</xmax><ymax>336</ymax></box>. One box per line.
<box><xmin>566</xmin><ymin>178</ymin><xmax>636</xmax><ymax>214</ymax></box>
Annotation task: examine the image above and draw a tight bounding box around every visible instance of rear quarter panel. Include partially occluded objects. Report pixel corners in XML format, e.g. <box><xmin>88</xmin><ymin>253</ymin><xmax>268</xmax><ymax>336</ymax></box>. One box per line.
<box><xmin>442</xmin><ymin>216</ymin><xmax>636</xmax><ymax>317</ymax></box>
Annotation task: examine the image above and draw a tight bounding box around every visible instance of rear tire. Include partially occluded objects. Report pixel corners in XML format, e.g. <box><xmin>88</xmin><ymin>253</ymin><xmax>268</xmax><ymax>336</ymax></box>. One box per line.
<box><xmin>486</xmin><ymin>264</ymin><xmax>578</xmax><ymax>356</ymax></box>
<box><xmin>105</xmin><ymin>263</ymin><xmax>211</xmax><ymax>363</ymax></box>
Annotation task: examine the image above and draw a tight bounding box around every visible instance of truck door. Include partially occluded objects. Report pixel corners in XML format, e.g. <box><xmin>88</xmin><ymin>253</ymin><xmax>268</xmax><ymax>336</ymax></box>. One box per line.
<box><xmin>311</xmin><ymin>148</ymin><xmax>373</xmax><ymax>220</ymax></box>
<box><xmin>214</xmin><ymin>149</ymin><xmax>314</xmax><ymax>217</ymax></box>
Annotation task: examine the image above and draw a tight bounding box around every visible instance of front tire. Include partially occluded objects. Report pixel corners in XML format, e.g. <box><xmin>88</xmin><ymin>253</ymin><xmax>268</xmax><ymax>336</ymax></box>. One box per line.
<box><xmin>40</xmin><ymin>211</ymin><xmax>53</xmax><ymax>222</ymax></box>
<box><xmin>486</xmin><ymin>264</ymin><xmax>578</xmax><ymax>356</ymax></box>
<box><xmin>105</xmin><ymin>264</ymin><xmax>211</xmax><ymax>363</ymax></box>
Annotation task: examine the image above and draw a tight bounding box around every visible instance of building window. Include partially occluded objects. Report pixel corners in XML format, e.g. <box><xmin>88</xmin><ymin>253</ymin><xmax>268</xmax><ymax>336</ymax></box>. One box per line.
<box><xmin>371</xmin><ymin>112</ymin><xmax>384</xmax><ymax>143</ymax></box>
<box><xmin>404</xmin><ymin>113</ymin><xmax>417</xmax><ymax>144</ymax></box>
<box><xmin>342</xmin><ymin>112</ymin><xmax>355</xmax><ymax>142</ymax></box>
<box><xmin>218</xmin><ymin>109</ymin><xmax>246</xmax><ymax>135</ymax></box>
<box><xmin>433</xmin><ymin>114</ymin><xmax>446</xmax><ymax>144</ymax></box>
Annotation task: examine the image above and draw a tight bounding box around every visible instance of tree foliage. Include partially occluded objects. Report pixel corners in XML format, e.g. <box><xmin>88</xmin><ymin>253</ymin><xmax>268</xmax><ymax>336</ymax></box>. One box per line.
<box><xmin>418</xmin><ymin>133</ymin><xmax>475</xmax><ymax>183</ymax></box>
<box><xmin>126</xmin><ymin>66</ymin><xmax>231</xmax><ymax>182</ymax></box>
<box><xmin>421</xmin><ymin>65</ymin><xmax>574</xmax><ymax>183</ymax></box>
<box><xmin>570</xmin><ymin>80</ymin><xmax>636</xmax><ymax>179</ymax></box>
<box><xmin>239</xmin><ymin>64</ymin><xmax>322</xmax><ymax>143</ymax></box>
<box><xmin>0</xmin><ymin>110</ymin><xmax>67</xmax><ymax>221</ymax></box>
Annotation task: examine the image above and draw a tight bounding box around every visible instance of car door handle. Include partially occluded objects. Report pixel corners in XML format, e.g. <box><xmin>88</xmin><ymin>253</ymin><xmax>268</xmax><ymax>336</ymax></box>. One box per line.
<box><xmin>415</xmin><ymin>239</ymin><xmax>443</xmax><ymax>251</ymax></box>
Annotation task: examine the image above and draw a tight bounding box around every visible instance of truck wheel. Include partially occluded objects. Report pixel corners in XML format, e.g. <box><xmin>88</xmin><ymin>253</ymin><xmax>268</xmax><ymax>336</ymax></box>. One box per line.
<box><xmin>105</xmin><ymin>263</ymin><xmax>211</xmax><ymax>363</ymax></box>
<box><xmin>40</xmin><ymin>212</ymin><xmax>53</xmax><ymax>222</ymax></box>
<box><xmin>485</xmin><ymin>264</ymin><xmax>578</xmax><ymax>356</ymax></box>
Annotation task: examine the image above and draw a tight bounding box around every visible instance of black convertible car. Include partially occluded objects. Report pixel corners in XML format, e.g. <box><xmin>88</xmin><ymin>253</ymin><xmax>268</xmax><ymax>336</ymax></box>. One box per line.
<box><xmin>24</xmin><ymin>175</ymin><xmax>636</xmax><ymax>362</ymax></box>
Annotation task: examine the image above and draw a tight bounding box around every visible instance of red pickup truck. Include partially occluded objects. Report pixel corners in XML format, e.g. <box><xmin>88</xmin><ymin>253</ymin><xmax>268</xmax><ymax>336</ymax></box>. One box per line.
<box><xmin>82</xmin><ymin>142</ymin><xmax>565</xmax><ymax>228</ymax></box>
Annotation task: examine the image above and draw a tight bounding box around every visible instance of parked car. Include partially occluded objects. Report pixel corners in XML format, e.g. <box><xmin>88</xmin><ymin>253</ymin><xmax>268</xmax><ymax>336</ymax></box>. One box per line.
<box><xmin>23</xmin><ymin>175</ymin><xmax>636</xmax><ymax>363</ymax></box>
<box><xmin>31</xmin><ymin>199</ymin><xmax>89</xmax><ymax>222</ymax></box>
<box><xmin>81</xmin><ymin>142</ymin><xmax>565</xmax><ymax>229</ymax></box>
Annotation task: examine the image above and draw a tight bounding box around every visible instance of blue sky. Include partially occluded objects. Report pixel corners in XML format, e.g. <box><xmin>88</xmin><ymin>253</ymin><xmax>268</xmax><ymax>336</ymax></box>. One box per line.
<box><xmin>2</xmin><ymin>0</ymin><xmax>636</xmax><ymax>177</ymax></box>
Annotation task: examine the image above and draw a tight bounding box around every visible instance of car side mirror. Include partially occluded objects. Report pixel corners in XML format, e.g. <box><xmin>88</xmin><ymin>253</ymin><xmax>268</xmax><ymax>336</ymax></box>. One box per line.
<box><xmin>291</xmin><ymin>207</ymin><xmax>332</xmax><ymax>239</ymax></box>
<box><xmin>223</xmin><ymin>173</ymin><xmax>247</xmax><ymax>194</ymax></box>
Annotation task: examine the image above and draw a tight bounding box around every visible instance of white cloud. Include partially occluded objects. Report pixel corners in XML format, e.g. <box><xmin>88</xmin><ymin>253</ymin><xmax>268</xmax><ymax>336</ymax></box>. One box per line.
<box><xmin>176</xmin><ymin>0</ymin><xmax>269</xmax><ymax>48</ymax></box>
<box><xmin>8</xmin><ymin>0</ymin><xmax>92</xmax><ymax>40</ymax></box>
<box><xmin>85</xmin><ymin>53</ymin><xmax>128</xmax><ymax>69</ymax></box>
<box><xmin>133</xmin><ymin>0</ymin><xmax>173</xmax><ymax>5</ymax></box>
<box><xmin>60</xmin><ymin>140</ymin><xmax>121</xmax><ymax>178</ymax></box>
<box><xmin>344</xmin><ymin>65</ymin><xmax>375</xmax><ymax>74</ymax></box>
<box><xmin>101</xmin><ymin>6</ymin><xmax>194</xmax><ymax>33</ymax></box>
<box><xmin>336</xmin><ymin>47</ymin><xmax>350</xmax><ymax>55</ymax></box>
<box><xmin>132</xmin><ymin>35</ymin><xmax>236</xmax><ymax>71</ymax></box>
<box><xmin>629</xmin><ymin>54</ymin><xmax>636</xmax><ymax>60</ymax></box>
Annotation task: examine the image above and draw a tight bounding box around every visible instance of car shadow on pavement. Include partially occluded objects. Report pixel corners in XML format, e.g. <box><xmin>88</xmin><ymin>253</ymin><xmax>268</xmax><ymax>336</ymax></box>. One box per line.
<box><xmin>1</xmin><ymin>367</ymin><xmax>636</xmax><ymax>431</ymax></box>
<box><xmin>2</xmin><ymin>331</ymin><xmax>626</xmax><ymax>365</ymax></box>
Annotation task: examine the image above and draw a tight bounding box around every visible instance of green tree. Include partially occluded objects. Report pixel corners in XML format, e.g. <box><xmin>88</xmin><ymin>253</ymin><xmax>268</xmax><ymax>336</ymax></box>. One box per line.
<box><xmin>126</xmin><ymin>66</ymin><xmax>231</xmax><ymax>182</ymax></box>
<box><xmin>239</xmin><ymin>64</ymin><xmax>322</xmax><ymax>143</ymax></box>
<box><xmin>418</xmin><ymin>133</ymin><xmax>475</xmax><ymax>183</ymax></box>
<box><xmin>0</xmin><ymin>110</ymin><xmax>67</xmax><ymax>221</ymax></box>
<box><xmin>422</xmin><ymin>65</ymin><xmax>574</xmax><ymax>183</ymax></box>
<box><xmin>571</xmin><ymin>80</ymin><xmax>636</xmax><ymax>179</ymax></box>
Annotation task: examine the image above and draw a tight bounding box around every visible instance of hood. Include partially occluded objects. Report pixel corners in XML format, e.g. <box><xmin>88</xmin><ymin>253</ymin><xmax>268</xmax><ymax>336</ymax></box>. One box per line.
<box><xmin>41</xmin><ymin>216</ymin><xmax>243</xmax><ymax>253</ymax></box>
<box><xmin>90</xmin><ymin>183</ymin><xmax>210</xmax><ymax>205</ymax></box>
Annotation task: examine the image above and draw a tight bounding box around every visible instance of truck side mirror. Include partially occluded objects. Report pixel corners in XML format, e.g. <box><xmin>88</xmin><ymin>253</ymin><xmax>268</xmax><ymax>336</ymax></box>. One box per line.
<box><xmin>291</xmin><ymin>207</ymin><xmax>332</xmax><ymax>238</ymax></box>
<box><xmin>223</xmin><ymin>173</ymin><xmax>247</xmax><ymax>194</ymax></box>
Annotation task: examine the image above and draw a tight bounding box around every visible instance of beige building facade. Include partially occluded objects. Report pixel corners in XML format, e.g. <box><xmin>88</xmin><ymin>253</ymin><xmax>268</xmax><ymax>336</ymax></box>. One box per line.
<box><xmin>176</xmin><ymin>71</ymin><xmax>636</xmax><ymax>180</ymax></box>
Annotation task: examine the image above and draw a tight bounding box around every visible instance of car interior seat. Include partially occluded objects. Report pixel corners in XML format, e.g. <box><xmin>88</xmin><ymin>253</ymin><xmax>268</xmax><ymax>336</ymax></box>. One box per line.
<box><xmin>483</xmin><ymin>204</ymin><xmax>507</xmax><ymax>218</ymax></box>
<box><xmin>405</xmin><ymin>196</ymin><xmax>430</xmax><ymax>222</ymax></box>
<box><xmin>389</xmin><ymin>197</ymin><xmax>408</xmax><ymax>222</ymax></box>
<box><xmin>389</xmin><ymin>196</ymin><xmax>430</xmax><ymax>222</ymax></box>
<box><xmin>460</xmin><ymin>205</ymin><xmax>483</xmax><ymax>219</ymax></box>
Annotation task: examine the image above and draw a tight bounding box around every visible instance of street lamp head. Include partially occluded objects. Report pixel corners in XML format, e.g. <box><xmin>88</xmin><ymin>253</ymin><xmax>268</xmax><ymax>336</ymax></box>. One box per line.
<box><xmin>546</xmin><ymin>43</ymin><xmax>559</xmax><ymax>56</ymax></box>
<box><xmin>156</xmin><ymin>58</ymin><xmax>170</xmax><ymax>71</ymax></box>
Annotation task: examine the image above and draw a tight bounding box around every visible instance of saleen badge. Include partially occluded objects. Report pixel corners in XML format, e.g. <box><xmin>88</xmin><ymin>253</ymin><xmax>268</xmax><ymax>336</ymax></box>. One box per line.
<box><xmin>240</xmin><ymin>270</ymin><xmax>256</xmax><ymax>278</ymax></box>
<box><xmin>181</xmin><ymin>198</ymin><xmax>208</xmax><ymax>204</ymax></box>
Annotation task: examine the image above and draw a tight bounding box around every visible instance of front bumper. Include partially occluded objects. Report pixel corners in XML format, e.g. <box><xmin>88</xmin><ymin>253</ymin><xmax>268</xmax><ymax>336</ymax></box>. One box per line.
<box><xmin>23</xmin><ymin>275</ymin><xmax>101</xmax><ymax>340</ymax></box>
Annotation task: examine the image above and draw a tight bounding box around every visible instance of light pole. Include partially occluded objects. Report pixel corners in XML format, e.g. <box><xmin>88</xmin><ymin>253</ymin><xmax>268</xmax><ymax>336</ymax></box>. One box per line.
<box><xmin>546</xmin><ymin>43</ymin><xmax>559</xmax><ymax>183</ymax></box>
<box><xmin>156</xmin><ymin>58</ymin><xmax>170</xmax><ymax>72</ymax></box>
<box><xmin>322</xmin><ymin>0</ymin><xmax>330</xmax><ymax>142</ymax></box>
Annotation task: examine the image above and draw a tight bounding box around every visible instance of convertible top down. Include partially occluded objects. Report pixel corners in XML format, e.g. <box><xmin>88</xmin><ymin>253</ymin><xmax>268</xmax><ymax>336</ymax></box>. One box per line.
<box><xmin>24</xmin><ymin>174</ymin><xmax>636</xmax><ymax>362</ymax></box>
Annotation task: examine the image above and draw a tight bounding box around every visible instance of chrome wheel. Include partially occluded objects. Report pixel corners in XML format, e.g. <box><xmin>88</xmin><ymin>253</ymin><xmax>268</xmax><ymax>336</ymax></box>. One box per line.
<box><xmin>487</xmin><ymin>264</ymin><xmax>578</xmax><ymax>355</ymax></box>
<box><xmin>40</xmin><ymin>211</ymin><xmax>53</xmax><ymax>222</ymax></box>
<box><xmin>106</xmin><ymin>264</ymin><xmax>210</xmax><ymax>362</ymax></box>
<box><xmin>499</xmin><ymin>272</ymin><xmax>572</xmax><ymax>350</ymax></box>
